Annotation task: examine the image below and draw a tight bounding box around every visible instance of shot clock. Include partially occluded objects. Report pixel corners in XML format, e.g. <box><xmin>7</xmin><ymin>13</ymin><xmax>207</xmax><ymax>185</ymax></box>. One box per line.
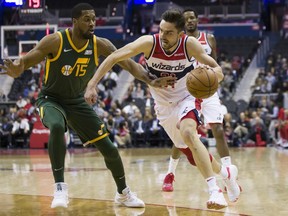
<box><xmin>19</xmin><ymin>0</ymin><xmax>45</xmax><ymax>23</ymax></box>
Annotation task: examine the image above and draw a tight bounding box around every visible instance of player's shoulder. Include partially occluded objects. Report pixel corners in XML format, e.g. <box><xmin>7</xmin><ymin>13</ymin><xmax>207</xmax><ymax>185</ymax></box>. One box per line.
<box><xmin>130</xmin><ymin>35</ymin><xmax>154</xmax><ymax>49</ymax></box>
<box><xmin>186</xmin><ymin>35</ymin><xmax>199</xmax><ymax>43</ymax></box>
<box><xmin>96</xmin><ymin>36</ymin><xmax>111</xmax><ymax>45</ymax></box>
<box><xmin>39</xmin><ymin>32</ymin><xmax>61</xmax><ymax>46</ymax></box>
<box><xmin>137</xmin><ymin>35</ymin><xmax>154</xmax><ymax>43</ymax></box>
<box><xmin>205</xmin><ymin>32</ymin><xmax>216</xmax><ymax>41</ymax></box>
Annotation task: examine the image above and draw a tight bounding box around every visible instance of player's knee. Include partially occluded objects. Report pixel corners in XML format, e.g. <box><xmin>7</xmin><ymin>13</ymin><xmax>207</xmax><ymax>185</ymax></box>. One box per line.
<box><xmin>96</xmin><ymin>137</ymin><xmax>120</xmax><ymax>161</ymax></box>
<box><xmin>106</xmin><ymin>145</ymin><xmax>120</xmax><ymax>161</ymax></box>
<box><xmin>211</xmin><ymin>123</ymin><xmax>225</xmax><ymax>138</ymax></box>
<box><xmin>49</xmin><ymin>121</ymin><xmax>65</xmax><ymax>135</ymax></box>
<box><xmin>181</xmin><ymin>128</ymin><xmax>198</xmax><ymax>147</ymax></box>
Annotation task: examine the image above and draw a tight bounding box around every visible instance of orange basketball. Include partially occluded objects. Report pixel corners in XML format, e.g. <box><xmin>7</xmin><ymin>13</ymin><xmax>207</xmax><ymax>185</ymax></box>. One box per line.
<box><xmin>186</xmin><ymin>67</ymin><xmax>218</xmax><ymax>99</ymax></box>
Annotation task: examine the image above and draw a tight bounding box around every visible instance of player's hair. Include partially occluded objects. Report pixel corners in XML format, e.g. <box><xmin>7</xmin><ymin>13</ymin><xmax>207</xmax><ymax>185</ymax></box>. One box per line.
<box><xmin>182</xmin><ymin>8</ymin><xmax>199</xmax><ymax>18</ymax></box>
<box><xmin>161</xmin><ymin>9</ymin><xmax>185</xmax><ymax>32</ymax></box>
<box><xmin>72</xmin><ymin>3</ymin><xmax>94</xmax><ymax>19</ymax></box>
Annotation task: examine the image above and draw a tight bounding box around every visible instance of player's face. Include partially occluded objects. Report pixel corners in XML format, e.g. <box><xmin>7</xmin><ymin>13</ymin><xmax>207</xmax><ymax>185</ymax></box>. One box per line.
<box><xmin>159</xmin><ymin>20</ymin><xmax>183</xmax><ymax>51</ymax></box>
<box><xmin>74</xmin><ymin>10</ymin><xmax>96</xmax><ymax>39</ymax></box>
<box><xmin>183</xmin><ymin>11</ymin><xmax>198</xmax><ymax>33</ymax></box>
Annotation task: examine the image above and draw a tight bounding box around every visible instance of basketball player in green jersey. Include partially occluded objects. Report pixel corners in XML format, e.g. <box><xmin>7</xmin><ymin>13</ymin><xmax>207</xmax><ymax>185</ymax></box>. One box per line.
<box><xmin>0</xmin><ymin>3</ymin><xmax>175</xmax><ymax>209</ymax></box>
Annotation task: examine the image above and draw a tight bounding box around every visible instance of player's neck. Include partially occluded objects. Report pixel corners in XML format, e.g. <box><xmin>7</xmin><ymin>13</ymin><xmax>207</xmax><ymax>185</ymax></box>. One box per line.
<box><xmin>186</xmin><ymin>30</ymin><xmax>200</xmax><ymax>38</ymax></box>
<box><xmin>69</xmin><ymin>28</ymin><xmax>89</xmax><ymax>49</ymax></box>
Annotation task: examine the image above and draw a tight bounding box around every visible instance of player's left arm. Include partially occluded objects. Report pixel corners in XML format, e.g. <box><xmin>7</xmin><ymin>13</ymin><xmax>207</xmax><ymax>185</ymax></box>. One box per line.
<box><xmin>97</xmin><ymin>37</ymin><xmax>161</xmax><ymax>85</ymax></box>
<box><xmin>207</xmin><ymin>33</ymin><xmax>217</xmax><ymax>61</ymax></box>
<box><xmin>187</xmin><ymin>37</ymin><xmax>223</xmax><ymax>82</ymax></box>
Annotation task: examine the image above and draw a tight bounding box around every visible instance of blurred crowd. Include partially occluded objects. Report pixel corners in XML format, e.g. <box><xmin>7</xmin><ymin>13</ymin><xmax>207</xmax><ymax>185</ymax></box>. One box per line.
<box><xmin>1</xmin><ymin>47</ymin><xmax>287</xmax><ymax>149</ymax></box>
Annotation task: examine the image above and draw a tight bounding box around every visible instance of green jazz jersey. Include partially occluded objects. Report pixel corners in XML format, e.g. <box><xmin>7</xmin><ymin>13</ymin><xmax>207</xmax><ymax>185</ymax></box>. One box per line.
<box><xmin>41</xmin><ymin>28</ymin><xmax>99</xmax><ymax>99</ymax></box>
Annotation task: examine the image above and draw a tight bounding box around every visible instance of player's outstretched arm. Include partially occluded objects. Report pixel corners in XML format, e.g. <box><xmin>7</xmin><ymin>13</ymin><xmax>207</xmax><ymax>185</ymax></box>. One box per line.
<box><xmin>85</xmin><ymin>35</ymin><xmax>176</xmax><ymax>105</ymax></box>
<box><xmin>0</xmin><ymin>33</ymin><xmax>59</xmax><ymax>78</ymax></box>
<box><xmin>96</xmin><ymin>36</ymin><xmax>176</xmax><ymax>88</ymax></box>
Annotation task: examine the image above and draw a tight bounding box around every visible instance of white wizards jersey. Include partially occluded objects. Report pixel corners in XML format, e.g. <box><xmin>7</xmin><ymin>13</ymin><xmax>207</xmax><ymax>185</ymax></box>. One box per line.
<box><xmin>197</xmin><ymin>32</ymin><xmax>212</xmax><ymax>55</ymax></box>
<box><xmin>191</xmin><ymin>31</ymin><xmax>212</xmax><ymax>66</ymax></box>
<box><xmin>145</xmin><ymin>34</ymin><xmax>194</xmax><ymax>104</ymax></box>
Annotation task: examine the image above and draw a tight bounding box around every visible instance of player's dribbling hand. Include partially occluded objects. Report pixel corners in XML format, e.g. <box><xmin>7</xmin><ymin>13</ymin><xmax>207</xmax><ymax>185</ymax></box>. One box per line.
<box><xmin>0</xmin><ymin>58</ymin><xmax>24</xmax><ymax>78</ymax></box>
<box><xmin>84</xmin><ymin>86</ymin><xmax>98</xmax><ymax>105</ymax></box>
<box><xmin>195</xmin><ymin>64</ymin><xmax>212</xmax><ymax>70</ymax></box>
<box><xmin>149</xmin><ymin>76</ymin><xmax>177</xmax><ymax>88</ymax></box>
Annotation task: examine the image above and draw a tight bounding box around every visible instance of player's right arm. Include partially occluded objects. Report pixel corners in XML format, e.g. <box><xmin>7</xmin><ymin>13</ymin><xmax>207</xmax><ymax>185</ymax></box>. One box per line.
<box><xmin>0</xmin><ymin>33</ymin><xmax>60</xmax><ymax>78</ymax></box>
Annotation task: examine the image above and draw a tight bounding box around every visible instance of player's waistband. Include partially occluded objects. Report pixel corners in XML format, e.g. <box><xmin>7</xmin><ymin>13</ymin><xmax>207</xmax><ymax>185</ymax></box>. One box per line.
<box><xmin>155</xmin><ymin>95</ymin><xmax>192</xmax><ymax>106</ymax></box>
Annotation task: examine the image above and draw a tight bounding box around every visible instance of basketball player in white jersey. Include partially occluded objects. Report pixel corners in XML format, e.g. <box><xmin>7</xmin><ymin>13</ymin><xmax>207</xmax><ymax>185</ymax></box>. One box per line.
<box><xmin>85</xmin><ymin>9</ymin><xmax>240</xmax><ymax>209</ymax></box>
<box><xmin>162</xmin><ymin>9</ymin><xmax>241</xmax><ymax>194</ymax></box>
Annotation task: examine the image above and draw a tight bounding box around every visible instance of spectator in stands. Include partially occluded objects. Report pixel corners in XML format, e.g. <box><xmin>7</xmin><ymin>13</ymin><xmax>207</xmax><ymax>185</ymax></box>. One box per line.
<box><xmin>143</xmin><ymin>87</ymin><xmax>155</xmax><ymax>114</ymax></box>
<box><xmin>122</xmin><ymin>82</ymin><xmax>135</xmax><ymax>104</ymax></box>
<box><xmin>222</xmin><ymin>112</ymin><xmax>236</xmax><ymax>146</ymax></box>
<box><xmin>251</xmin><ymin>77</ymin><xmax>263</xmax><ymax>94</ymax></box>
<box><xmin>93</xmin><ymin>99</ymin><xmax>107</xmax><ymax>120</ymax></box>
<box><xmin>231</xmin><ymin>56</ymin><xmax>242</xmax><ymax>77</ymax></box>
<box><xmin>114</xmin><ymin>108</ymin><xmax>125</xmax><ymax>129</ymax></box>
<box><xmin>258</xmin><ymin>97</ymin><xmax>269</xmax><ymax>115</ymax></box>
<box><xmin>108</xmin><ymin>100</ymin><xmax>121</xmax><ymax>115</ymax></box>
<box><xmin>224</xmin><ymin>123</ymin><xmax>234</xmax><ymax>147</ymax></box>
<box><xmin>0</xmin><ymin>117</ymin><xmax>13</xmax><ymax>148</ymax></box>
<box><xmin>248</xmin><ymin>95</ymin><xmax>260</xmax><ymax>111</ymax></box>
<box><xmin>268</xmin><ymin>100</ymin><xmax>281</xmax><ymax>142</ymax></box>
<box><xmin>122</xmin><ymin>100</ymin><xmax>140</xmax><ymax>118</ymax></box>
<box><xmin>102</xmin><ymin>70</ymin><xmax>118</xmax><ymax>90</ymax></box>
<box><xmin>114</xmin><ymin>120</ymin><xmax>132</xmax><ymax>148</ymax></box>
<box><xmin>132</xmin><ymin>82</ymin><xmax>144</xmax><ymax>99</ymax></box>
<box><xmin>131</xmin><ymin>112</ymin><xmax>147</xmax><ymax>147</ymax></box>
<box><xmin>265</xmin><ymin>72</ymin><xmax>276</xmax><ymax>92</ymax></box>
<box><xmin>7</xmin><ymin>105</ymin><xmax>18</xmax><ymax>121</ymax></box>
<box><xmin>250</xmin><ymin>111</ymin><xmax>264</xmax><ymax>127</ymax></box>
<box><xmin>222</xmin><ymin>69</ymin><xmax>236</xmax><ymax>97</ymax></box>
<box><xmin>246</xmin><ymin>116</ymin><xmax>268</xmax><ymax>146</ymax></box>
<box><xmin>146</xmin><ymin>112</ymin><xmax>165</xmax><ymax>147</ymax></box>
<box><xmin>11</xmin><ymin>116</ymin><xmax>30</xmax><ymax>148</ymax></box>
<box><xmin>233</xmin><ymin>112</ymin><xmax>251</xmax><ymax>144</ymax></box>
<box><xmin>275</xmin><ymin>87</ymin><xmax>284</xmax><ymax>104</ymax></box>
<box><xmin>16</xmin><ymin>96</ymin><xmax>27</xmax><ymax>108</ymax></box>
<box><xmin>265</xmin><ymin>52</ymin><xmax>276</xmax><ymax>73</ymax></box>
<box><xmin>23</xmin><ymin>98</ymin><xmax>33</xmax><ymax>111</ymax></box>
<box><xmin>103</xmin><ymin>92</ymin><xmax>113</xmax><ymax>112</ymax></box>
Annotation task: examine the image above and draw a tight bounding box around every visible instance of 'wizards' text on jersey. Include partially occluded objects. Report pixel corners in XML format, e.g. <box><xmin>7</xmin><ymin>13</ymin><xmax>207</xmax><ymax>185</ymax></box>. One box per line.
<box><xmin>145</xmin><ymin>34</ymin><xmax>194</xmax><ymax>104</ymax></box>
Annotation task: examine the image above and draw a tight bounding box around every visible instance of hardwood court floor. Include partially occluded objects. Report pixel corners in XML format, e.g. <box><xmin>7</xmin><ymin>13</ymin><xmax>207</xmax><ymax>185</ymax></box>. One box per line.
<box><xmin>0</xmin><ymin>147</ymin><xmax>287</xmax><ymax>216</ymax></box>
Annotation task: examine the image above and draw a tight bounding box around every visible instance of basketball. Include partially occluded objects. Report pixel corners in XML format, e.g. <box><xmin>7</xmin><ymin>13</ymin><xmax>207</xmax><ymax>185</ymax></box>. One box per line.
<box><xmin>186</xmin><ymin>66</ymin><xmax>218</xmax><ymax>99</ymax></box>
